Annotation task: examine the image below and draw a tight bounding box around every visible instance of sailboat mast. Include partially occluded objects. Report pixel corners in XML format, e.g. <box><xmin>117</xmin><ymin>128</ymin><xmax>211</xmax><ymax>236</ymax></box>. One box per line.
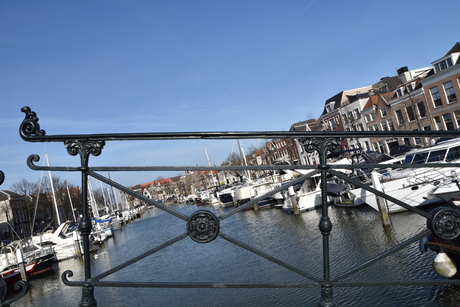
<box><xmin>237</xmin><ymin>140</ymin><xmax>250</xmax><ymax>179</ymax></box>
<box><xmin>46</xmin><ymin>152</ymin><xmax>61</xmax><ymax>225</ymax></box>
<box><xmin>66</xmin><ymin>185</ymin><xmax>77</xmax><ymax>222</ymax></box>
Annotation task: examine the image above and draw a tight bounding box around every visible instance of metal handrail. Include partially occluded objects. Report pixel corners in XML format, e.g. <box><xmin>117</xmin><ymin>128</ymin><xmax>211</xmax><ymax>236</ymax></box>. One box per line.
<box><xmin>19</xmin><ymin>106</ymin><xmax>460</xmax><ymax>307</ymax></box>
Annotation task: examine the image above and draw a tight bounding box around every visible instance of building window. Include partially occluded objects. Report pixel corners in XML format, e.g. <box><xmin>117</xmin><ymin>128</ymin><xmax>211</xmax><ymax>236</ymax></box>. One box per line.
<box><xmin>330</xmin><ymin>118</ymin><xmax>337</xmax><ymax>130</ymax></box>
<box><xmin>373</xmin><ymin>142</ymin><xmax>379</xmax><ymax>151</ymax></box>
<box><xmin>380</xmin><ymin>108</ymin><xmax>387</xmax><ymax>117</ymax></box>
<box><xmin>381</xmin><ymin>121</ymin><xmax>388</xmax><ymax>131</ymax></box>
<box><xmin>373</xmin><ymin>124</ymin><xmax>378</xmax><ymax>131</ymax></box>
<box><xmin>416</xmin><ymin>101</ymin><xmax>427</xmax><ymax>118</ymax></box>
<box><xmin>434</xmin><ymin>116</ymin><xmax>443</xmax><ymax>130</ymax></box>
<box><xmin>354</xmin><ymin>108</ymin><xmax>361</xmax><ymax>119</ymax></box>
<box><xmin>407</xmin><ymin>83</ymin><xmax>414</xmax><ymax>93</ymax></box>
<box><xmin>444</xmin><ymin>81</ymin><xmax>457</xmax><ymax>103</ymax></box>
<box><xmin>395</xmin><ymin>109</ymin><xmax>404</xmax><ymax>125</ymax></box>
<box><xmin>347</xmin><ymin>111</ymin><xmax>354</xmax><ymax>122</ymax></box>
<box><xmin>454</xmin><ymin>110</ymin><xmax>460</xmax><ymax>127</ymax></box>
<box><xmin>406</xmin><ymin>106</ymin><xmax>416</xmax><ymax>122</ymax></box>
<box><xmin>388</xmin><ymin>119</ymin><xmax>395</xmax><ymax>131</ymax></box>
<box><xmin>430</xmin><ymin>86</ymin><xmax>443</xmax><ymax>107</ymax></box>
<box><xmin>443</xmin><ymin>113</ymin><xmax>455</xmax><ymax>130</ymax></box>
<box><xmin>434</xmin><ymin>57</ymin><xmax>453</xmax><ymax>73</ymax></box>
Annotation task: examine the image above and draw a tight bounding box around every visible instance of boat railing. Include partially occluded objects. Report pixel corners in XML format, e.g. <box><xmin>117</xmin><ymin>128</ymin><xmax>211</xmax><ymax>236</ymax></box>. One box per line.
<box><xmin>17</xmin><ymin>106</ymin><xmax>460</xmax><ymax>306</ymax></box>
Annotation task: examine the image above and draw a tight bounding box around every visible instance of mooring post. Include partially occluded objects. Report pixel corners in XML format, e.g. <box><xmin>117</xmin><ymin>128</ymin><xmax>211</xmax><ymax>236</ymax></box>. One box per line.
<box><xmin>16</xmin><ymin>248</ymin><xmax>28</xmax><ymax>283</ymax></box>
<box><xmin>288</xmin><ymin>186</ymin><xmax>299</xmax><ymax>215</ymax></box>
<box><xmin>371</xmin><ymin>171</ymin><xmax>391</xmax><ymax>227</ymax></box>
<box><xmin>74</xmin><ymin>230</ymin><xmax>82</xmax><ymax>258</ymax></box>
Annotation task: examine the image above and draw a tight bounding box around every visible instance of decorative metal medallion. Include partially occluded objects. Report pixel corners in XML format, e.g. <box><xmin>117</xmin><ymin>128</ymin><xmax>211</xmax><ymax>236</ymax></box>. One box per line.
<box><xmin>187</xmin><ymin>210</ymin><xmax>220</xmax><ymax>243</ymax></box>
<box><xmin>427</xmin><ymin>207</ymin><xmax>460</xmax><ymax>240</ymax></box>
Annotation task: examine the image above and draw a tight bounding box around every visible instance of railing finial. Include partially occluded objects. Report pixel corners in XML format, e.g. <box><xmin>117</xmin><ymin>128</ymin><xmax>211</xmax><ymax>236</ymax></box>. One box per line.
<box><xmin>20</xmin><ymin>106</ymin><xmax>46</xmax><ymax>140</ymax></box>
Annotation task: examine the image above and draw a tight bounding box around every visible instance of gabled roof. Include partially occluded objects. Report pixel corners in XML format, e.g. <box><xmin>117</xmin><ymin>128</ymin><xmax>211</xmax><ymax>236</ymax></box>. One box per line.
<box><xmin>362</xmin><ymin>92</ymin><xmax>394</xmax><ymax>112</ymax></box>
<box><xmin>289</xmin><ymin>119</ymin><xmax>315</xmax><ymax>132</ymax></box>
<box><xmin>445</xmin><ymin>42</ymin><xmax>460</xmax><ymax>58</ymax></box>
<box><xmin>321</xmin><ymin>91</ymin><xmax>344</xmax><ymax>116</ymax></box>
<box><xmin>379</xmin><ymin>76</ymin><xmax>401</xmax><ymax>92</ymax></box>
<box><xmin>0</xmin><ymin>190</ymin><xmax>22</xmax><ymax>201</ymax></box>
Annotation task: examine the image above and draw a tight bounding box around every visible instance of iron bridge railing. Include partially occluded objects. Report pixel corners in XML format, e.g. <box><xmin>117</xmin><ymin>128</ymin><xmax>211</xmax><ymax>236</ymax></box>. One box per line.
<box><xmin>15</xmin><ymin>106</ymin><xmax>460</xmax><ymax>306</ymax></box>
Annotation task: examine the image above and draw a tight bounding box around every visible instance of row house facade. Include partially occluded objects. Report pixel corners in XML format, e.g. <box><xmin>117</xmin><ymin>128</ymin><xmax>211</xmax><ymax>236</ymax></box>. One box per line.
<box><xmin>421</xmin><ymin>43</ymin><xmax>460</xmax><ymax>133</ymax></box>
<box><xmin>0</xmin><ymin>190</ymin><xmax>31</xmax><ymax>241</ymax></box>
<box><xmin>320</xmin><ymin>42</ymin><xmax>460</xmax><ymax>156</ymax></box>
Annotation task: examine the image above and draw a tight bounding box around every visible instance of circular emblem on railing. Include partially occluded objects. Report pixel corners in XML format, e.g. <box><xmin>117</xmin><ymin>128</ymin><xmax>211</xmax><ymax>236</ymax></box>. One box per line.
<box><xmin>427</xmin><ymin>207</ymin><xmax>460</xmax><ymax>240</ymax></box>
<box><xmin>187</xmin><ymin>210</ymin><xmax>219</xmax><ymax>243</ymax></box>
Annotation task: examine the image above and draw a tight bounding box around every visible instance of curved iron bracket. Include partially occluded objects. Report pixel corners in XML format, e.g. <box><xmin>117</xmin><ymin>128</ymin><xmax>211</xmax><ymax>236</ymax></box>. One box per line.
<box><xmin>62</xmin><ymin>270</ymin><xmax>89</xmax><ymax>287</ymax></box>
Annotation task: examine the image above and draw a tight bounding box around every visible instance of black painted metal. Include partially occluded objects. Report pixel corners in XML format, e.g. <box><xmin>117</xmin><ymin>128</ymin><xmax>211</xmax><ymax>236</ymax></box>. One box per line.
<box><xmin>18</xmin><ymin>106</ymin><xmax>460</xmax><ymax>307</ymax></box>
<box><xmin>427</xmin><ymin>207</ymin><xmax>460</xmax><ymax>240</ymax></box>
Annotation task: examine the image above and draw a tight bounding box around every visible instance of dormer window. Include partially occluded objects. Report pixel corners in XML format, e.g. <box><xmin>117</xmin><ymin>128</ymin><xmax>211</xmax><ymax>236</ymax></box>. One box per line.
<box><xmin>325</xmin><ymin>102</ymin><xmax>334</xmax><ymax>113</ymax></box>
<box><xmin>407</xmin><ymin>83</ymin><xmax>414</xmax><ymax>93</ymax></box>
<box><xmin>434</xmin><ymin>57</ymin><xmax>453</xmax><ymax>73</ymax></box>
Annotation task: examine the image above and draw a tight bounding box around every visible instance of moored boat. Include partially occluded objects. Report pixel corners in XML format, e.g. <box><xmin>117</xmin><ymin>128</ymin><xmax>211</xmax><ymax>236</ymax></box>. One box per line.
<box><xmin>0</xmin><ymin>239</ymin><xmax>55</xmax><ymax>289</ymax></box>
<box><xmin>350</xmin><ymin>139</ymin><xmax>460</xmax><ymax>213</ymax></box>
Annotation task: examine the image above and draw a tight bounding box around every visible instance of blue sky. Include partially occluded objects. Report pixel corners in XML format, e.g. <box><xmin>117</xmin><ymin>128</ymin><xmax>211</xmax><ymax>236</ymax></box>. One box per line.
<box><xmin>1</xmin><ymin>1</ymin><xmax>459</xmax><ymax>190</ymax></box>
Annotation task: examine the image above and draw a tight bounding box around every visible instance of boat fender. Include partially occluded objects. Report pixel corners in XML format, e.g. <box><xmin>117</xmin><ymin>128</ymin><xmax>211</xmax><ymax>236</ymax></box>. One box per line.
<box><xmin>419</xmin><ymin>236</ymin><xmax>429</xmax><ymax>253</ymax></box>
<box><xmin>433</xmin><ymin>250</ymin><xmax>457</xmax><ymax>278</ymax></box>
<box><xmin>427</xmin><ymin>207</ymin><xmax>460</xmax><ymax>240</ymax></box>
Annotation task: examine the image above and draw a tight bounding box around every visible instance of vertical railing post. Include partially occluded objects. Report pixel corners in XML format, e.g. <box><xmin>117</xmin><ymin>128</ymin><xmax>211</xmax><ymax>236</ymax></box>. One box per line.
<box><xmin>298</xmin><ymin>136</ymin><xmax>341</xmax><ymax>306</ymax></box>
<box><xmin>317</xmin><ymin>139</ymin><xmax>335</xmax><ymax>307</ymax></box>
<box><xmin>79</xmin><ymin>168</ymin><xmax>96</xmax><ymax>307</ymax></box>
<box><xmin>64</xmin><ymin>140</ymin><xmax>105</xmax><ymax>307</ymax></box>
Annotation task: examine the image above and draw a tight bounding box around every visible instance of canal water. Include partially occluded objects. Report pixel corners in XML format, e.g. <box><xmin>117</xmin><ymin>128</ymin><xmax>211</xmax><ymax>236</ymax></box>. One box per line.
<box><xmin>9</xmin><ymin>203</ymin><xmax>460</xmax><ymax>306</ymax></box>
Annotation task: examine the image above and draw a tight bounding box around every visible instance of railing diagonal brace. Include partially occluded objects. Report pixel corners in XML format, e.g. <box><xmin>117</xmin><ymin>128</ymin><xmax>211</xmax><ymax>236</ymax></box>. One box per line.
<box><xmin>329</xmin><ymin>169</ymin><xmax>432</xmax><ymax>218</ymax></box>
<box><xmin>219</xmin><ymin>170</ymin><xmax>321</xmax><ymax>220</ymax></box>
<box><xmin>219</xmin><ymin>232</ymin><xmax>322</xmax><ymax>283</ymax></box>
<box><xmin>89</xmin><ymin>171</ymin><xmax>189</xmax><ymax>221</ymax></box>
<box><xmin>331</xmin><ymin>229</ymin><xmax>432</xmax><ymax>283</ymax></box>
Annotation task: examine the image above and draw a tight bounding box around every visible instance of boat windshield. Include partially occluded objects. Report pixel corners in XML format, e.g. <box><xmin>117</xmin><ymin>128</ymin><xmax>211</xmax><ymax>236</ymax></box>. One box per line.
<box><xmin>446</xmin><ymin>145</ymin><xmax>460</xmax><ymax>162</ymax></box>
<box><xmin>404</xmin><ymin>152</ymin><xmax>428</xmax><ymax>164</ymax></box>
<box><xmin>427</xmin><ymin>149</ymin><xmax>447</xmax><ymax>162</ymax></box>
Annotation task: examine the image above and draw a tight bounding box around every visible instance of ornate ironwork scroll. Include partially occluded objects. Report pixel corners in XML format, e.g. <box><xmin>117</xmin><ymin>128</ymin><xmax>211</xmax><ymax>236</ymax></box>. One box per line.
<box><xmin>298</xmin><ymin>137</ymin><xmax>342</xmax><ymax>157</ymax></box>
<box><xmin>65</xmin><ymin>140</ymin><xmax>106</xmax><ymax>158</ymax></box>
<box><xmin>19</xmin><ymin>106</ymin><xmax>46</xmax><ymax>140</ymax></box>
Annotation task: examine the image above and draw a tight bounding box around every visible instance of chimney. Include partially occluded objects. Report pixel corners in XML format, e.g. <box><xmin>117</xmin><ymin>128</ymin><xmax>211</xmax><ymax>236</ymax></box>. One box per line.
<box><xmin>397</xmin><ymin>66</ymin><xmax>409</xmax><ymax>76</ymax></box>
